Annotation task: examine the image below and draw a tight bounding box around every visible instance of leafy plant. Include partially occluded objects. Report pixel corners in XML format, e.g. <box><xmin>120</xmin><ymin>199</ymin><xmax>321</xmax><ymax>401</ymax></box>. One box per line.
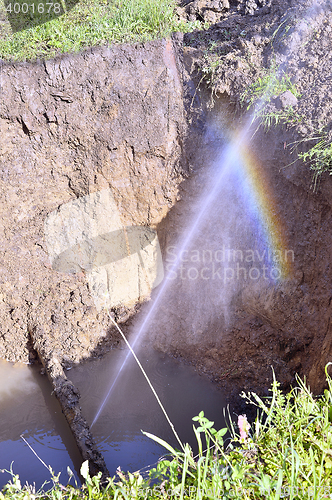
<box><xmin>241</xmin><ymin>63</ymin><xmax>332</xmax><ymax>187</ymax></box>
<box><xmin>295</xmin><ymin>129</ymin><xmax>332</xmax><ymax>190</ymax></box>
<box><xmin>257</xmin><ymin>105</ymin><xmax>302</xmax><ymax>132</ymax></box>
<box><xmin>3</xmin><ymin>314</ymin><xmax>332</xmax><ymax>500</ymax></box>
<box><xmin>240</xmin><ymin>64</ymin><xmax>302</xmax><ymax>133</ymax></box>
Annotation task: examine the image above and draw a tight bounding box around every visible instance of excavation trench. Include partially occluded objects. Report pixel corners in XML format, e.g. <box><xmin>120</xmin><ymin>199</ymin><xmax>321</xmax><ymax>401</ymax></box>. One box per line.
<box><xmin>1</xmin><ymin>0</ymin><xmax>332</xmax><ymax>484</ymax></box>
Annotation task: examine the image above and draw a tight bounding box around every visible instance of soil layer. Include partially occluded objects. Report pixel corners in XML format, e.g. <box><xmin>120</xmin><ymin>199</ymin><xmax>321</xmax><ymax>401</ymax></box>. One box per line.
<box><xmin>0</xmin><ymin>38</ymin><xmax>186</xmax><ymax>366</ymax></box>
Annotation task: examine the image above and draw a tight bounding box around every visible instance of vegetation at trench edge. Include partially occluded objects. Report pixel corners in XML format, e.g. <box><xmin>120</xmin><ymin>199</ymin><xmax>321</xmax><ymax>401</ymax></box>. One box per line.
<box><xmin>0</xmin><ymin>0</ymin><xmax>203</xmax><ymax>61</ymax></box>
<box><xmin>2</xmin><ymin>365</ymin><xmax>332</xmax><ymax>498</ymax></box>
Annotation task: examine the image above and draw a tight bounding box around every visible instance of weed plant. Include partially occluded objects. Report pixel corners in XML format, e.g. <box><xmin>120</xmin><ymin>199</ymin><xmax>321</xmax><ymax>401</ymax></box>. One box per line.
<box><xmin>0</xmin><ymin>0</ymin><xmax>202</xmax><ymax>60</ymax></box>
<box><xmin>240</xmin><ymin>64</ymin><xmax>332</xmax><ymax>186</ymax></box>
<box><xmin>293</xmin><ymin>129</ymin><xmax>332</xmax><ymax>190</ymax></box>
<box><xmin>2</xmin><ymin>364</ymin><xmax>332</xmax><ymax>499</ymax></box>
<box><xmin>240</xmin><ymin>64</ymin><xmax>302</xmax><ymax>132</ymax></box>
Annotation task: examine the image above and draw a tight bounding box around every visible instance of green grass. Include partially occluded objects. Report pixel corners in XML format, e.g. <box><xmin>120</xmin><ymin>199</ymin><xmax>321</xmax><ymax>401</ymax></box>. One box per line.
<box><xmin>240</xmin><ymin>64</ymin><xmax>302</xmax><ymax>132</ymax></box>
<box><xmin>240</xmin><ymin>64</ymin><xmax>332</xmax><ymax>187</ymax></box>
<box><xmin>292</xmin><ymin>130</ymin><xmax>332</xmax><ymax>190</ymax></box>
<box><xmin>3</xmin><ymin>366</ymin><xmax>332</xmax><ymax>499</ymax></box>
<box><xmin>0</xmin><ymin>0</ymin><xmax>202</xmax><ymax>61</ymax></box>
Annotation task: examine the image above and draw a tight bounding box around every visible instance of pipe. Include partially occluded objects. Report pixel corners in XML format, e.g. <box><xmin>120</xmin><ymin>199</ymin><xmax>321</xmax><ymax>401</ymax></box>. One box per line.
<box><xmin>31</xmin><ymin>326</ymin><xmax>110</xmax><ymax>484</ymax></box>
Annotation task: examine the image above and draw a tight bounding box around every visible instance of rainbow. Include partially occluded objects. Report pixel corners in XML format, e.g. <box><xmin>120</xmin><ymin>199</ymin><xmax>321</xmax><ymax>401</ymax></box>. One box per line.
<box><xmin>231</xmin><ymin>133</ymin><xmax>293</xmax><ymax>280</ymax></box>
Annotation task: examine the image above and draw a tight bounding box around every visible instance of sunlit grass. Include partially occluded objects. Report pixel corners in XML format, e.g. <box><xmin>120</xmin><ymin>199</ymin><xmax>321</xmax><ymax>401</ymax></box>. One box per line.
<box><xmin>291</xmin><ymin>129</ymin><xmax>332</xmax><ymax>190</ymax></box>
<box><xmin>2</xmin><ymin>366</ymin><xmax>332</xmax><ymax>498</ymax></box>
<box><xmin>239</xmin><ymin>63</ymin><xmax>332</xmax><ymax>187</ymax></box>
<box><xmin>0</xmin><ymin>0</ymin><xmax>202</xmax><ymax>61</ymax></box>
<box><xmin>240</xmin><ymin>63</ymin><xmax>302</xmax><ymax>132</ymax></box>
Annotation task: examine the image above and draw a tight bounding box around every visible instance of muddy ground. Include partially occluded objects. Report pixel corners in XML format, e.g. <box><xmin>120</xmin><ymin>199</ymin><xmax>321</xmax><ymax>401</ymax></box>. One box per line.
<box><xmin>1</xmin><ymin>0</ymin><xmax>332</xmax><ymax>404</ymax></box>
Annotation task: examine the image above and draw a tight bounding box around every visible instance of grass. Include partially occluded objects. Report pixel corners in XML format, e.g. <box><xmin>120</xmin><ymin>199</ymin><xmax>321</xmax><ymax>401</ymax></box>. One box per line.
<box><xmin>240</xmin><ymin>64</ymin><xmax>332</xmax><ymax>187</ymax></box>
<box><xmin>3</xmin><ymin>365</ymin><xmax>332</xmax><ymax>499</ymax></box>
<box><xmin>0</xmin><ymin>0</ymin><xmax>202</xmax><ymax>61</ymax></box>
<box><xmin>291</xmin><ymin>129</ymin><xmax>332</xmax><ymax>191</ymax></box>
<box><xmin>240</xmin><ymin>63</ymin><xmax>302</xmax><ymax>132</ymax></box>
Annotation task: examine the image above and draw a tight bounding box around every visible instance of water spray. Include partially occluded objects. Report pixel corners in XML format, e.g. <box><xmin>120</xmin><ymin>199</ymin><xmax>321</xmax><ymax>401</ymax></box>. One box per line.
<box><xmin>94</xmin><ymin>310</ymin><xmax>185</xmax><ymax>454</ymax></box>
<box><xmin>91</xmin><ymin>0</ymin><xmax>330</xmax><ymax>427</ymax></box>
<box><xmin>91</xmin><ymin>150</ymin><xmax>233</xmax><ymax>426</ymax></box>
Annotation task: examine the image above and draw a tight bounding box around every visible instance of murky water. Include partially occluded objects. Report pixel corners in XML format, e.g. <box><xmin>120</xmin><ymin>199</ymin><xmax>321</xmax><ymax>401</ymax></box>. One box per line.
<box><xmin>0</xmin><ymin>360</ymin><xmax>82</xmax><ymax>489</ymax></box>
<box><xmin>0</xmin><ymin>349</ymin><xmax>227</xmax><ymax>489</ymax></box>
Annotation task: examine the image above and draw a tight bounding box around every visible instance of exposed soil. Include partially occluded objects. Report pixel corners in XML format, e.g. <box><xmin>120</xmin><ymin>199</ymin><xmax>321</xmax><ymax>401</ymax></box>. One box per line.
<box><xmin>1</xmin><ymin>0</ymin><xmax>332</xmax><ymax>404</ymax></box>
<box><xmin>180</xmin><ymin>0</ymin><xmax>332</xmax><ymax>138</ymax></box>
<box><xmin>173</xmin><ymin>0</ymin><xmax>332</xmax><ymax>397</ymax></box>
<box><xmin>0</xmin><ymin>39</ymin><xmax>186</xmax><ymax>366</ymax></box>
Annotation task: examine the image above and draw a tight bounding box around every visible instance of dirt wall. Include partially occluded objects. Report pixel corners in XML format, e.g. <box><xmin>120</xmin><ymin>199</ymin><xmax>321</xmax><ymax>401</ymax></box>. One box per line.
<box><xmin>0</xmin><ymin>38</ymin><xmax>186</xmax><ymax>365</ymax></box>
<box><xmin>151</xmin><ymin>0</ymin><xmax>332</xmax><ymax>397</ymax></box>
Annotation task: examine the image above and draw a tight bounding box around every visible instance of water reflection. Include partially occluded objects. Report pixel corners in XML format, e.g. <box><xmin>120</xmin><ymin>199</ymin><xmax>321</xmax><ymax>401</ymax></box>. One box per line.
<box><xmin>0</xmin><ymin>349</ymin><xmax>227</xmax><ymax>489</ymax></box>
<box><xmin>71</xmin><ymin>348</ymin><xmax>227</xmax><ymax>475</ymax></box>
<box><xmin>0</xmin><ymin>361</ymin><xmax>81</xmax><ymax>489</ymax></box>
